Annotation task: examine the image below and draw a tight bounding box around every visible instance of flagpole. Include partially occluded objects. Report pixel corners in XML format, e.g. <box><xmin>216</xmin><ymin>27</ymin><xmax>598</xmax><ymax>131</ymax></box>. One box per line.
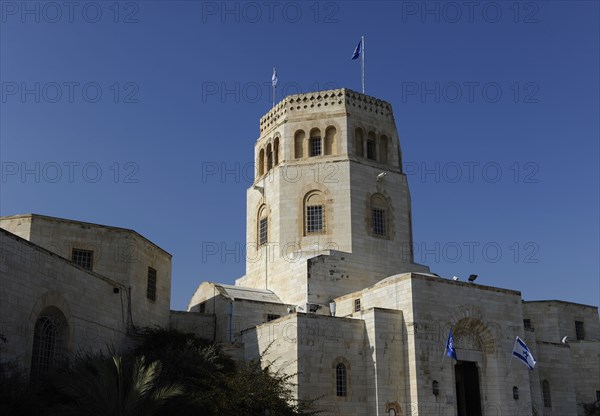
<box><xmin>361</xmin><ymin>35</ymin><xmax>365</xmax><ymax>94</ymax></box>
<box><xmin>506</xmin><ymin>337</ymin><xmax>517</xmax><ymax>375</ymax></box>
<box><xmin>272</xmin><ymin>66</ymin><xmax>276</xmax><ymax>109</ymax></box>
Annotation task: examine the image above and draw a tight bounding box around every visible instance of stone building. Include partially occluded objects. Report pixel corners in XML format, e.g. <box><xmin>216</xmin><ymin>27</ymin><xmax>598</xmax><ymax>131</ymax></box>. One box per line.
<box><xmin>1</xmin><ymin>88</ymin><xmax>598</xmax><ymax>415</ymax></box>
<box><xmin>186</xmin><ymin>89</ymin><xmax>600</xmax><ymax>415</ymax></box>
<box><xmin>0</xmin><ymin>214</ymin><xmax>172</xmax><ymax>374</ymax></box>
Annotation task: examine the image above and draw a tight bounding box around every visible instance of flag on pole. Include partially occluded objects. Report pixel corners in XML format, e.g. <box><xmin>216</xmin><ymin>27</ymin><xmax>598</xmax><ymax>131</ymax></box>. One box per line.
<box><xmin>512</xmin><ymin>336</ymin><xmax>536</xmax><ymax>370</ymax></box>
<box><xmin>351</xmin><ymin>39</ymin><xmax>362</xmax><ymax>60</ymax></box>
<box><xmin>445</xmin><ymin>328</ymin><xmax>458</xmax><ymax>360</ymax></box>
<box><xmin>272</xmin><ymin>67</ymin><xmax>278</xmax><ymax>88</ymax></box>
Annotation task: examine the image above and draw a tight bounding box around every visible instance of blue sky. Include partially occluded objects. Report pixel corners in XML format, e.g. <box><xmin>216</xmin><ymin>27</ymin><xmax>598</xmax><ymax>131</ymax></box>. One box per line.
<box><xmin>1</xmin><ymin>1</ymin><xmax>598</xmax><ymax>311</ymax></box>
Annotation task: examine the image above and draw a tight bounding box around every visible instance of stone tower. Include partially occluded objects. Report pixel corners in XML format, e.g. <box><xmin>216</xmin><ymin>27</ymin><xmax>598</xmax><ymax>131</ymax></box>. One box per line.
<box><xmin>236</xmin><ymin>88</ymin><xmax>428</xmax><ymax>308</ymax></box>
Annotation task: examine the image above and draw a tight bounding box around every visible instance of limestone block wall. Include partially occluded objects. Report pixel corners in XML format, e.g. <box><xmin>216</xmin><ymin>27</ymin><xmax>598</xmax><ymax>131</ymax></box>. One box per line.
<box><xmin>0</xmin><ymin>229</ymin><xmax>128</xmax><ymax>371</ymax></box>
<box><xmin>169</xmin><ymin>311</ymin><xmax>215</xmax><ymax>341</ymax></box>
<box><xmin>241</xmin><ymin>312</ymin><xmax>369</xmax><ymax>416</ymax></box>
<box><xmin>570</xmin><ymin>342</ymin><xmax>600</xmax><ymax>412</ymax></box>
<box><xmin>1</xmin><ymin>214</ymin><xmax>172</xmax><ymax>328</ymax></box>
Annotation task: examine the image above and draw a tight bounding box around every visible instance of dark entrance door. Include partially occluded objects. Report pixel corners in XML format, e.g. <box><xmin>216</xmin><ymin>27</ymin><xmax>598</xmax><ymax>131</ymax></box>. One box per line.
<box><xmin>455</xmin><ymin>361</ymin><xmax>482</xmax><ymax>416</ymax></box>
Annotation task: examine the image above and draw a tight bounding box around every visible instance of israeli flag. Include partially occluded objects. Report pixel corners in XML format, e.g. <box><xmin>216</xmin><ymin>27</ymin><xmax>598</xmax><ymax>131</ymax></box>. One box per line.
<box><xmin>272</xmin><ymin>67</ymin><xmax>278</xmax><ymax>88</ymax></box>
<box><xmin>446</xmin><ymin>328</ymin><xmax>458</xmax><ymax>360</ymax></box>
<box><xmin>512</xmin><ymin>336</ymin><xmax>537</xmax><ymax>370</ymax></box>
<box><xmin>351</xmin><ymin>39</ymin><xmax>362</xmax><ymax>60</ymax></box>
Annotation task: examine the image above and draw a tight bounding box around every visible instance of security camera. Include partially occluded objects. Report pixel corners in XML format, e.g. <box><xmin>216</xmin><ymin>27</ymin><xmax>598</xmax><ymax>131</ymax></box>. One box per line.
<box><xmin>376</xmin><ymin>172</ymin><xmax>387</xmax><ymax>182</ymax></box>
<box><xmin>452</xmin><ymin>276</ymin><xmax>460</xmax><ymax>281</ymax></box>
<box><xmin>561</xmin><ymin>336</ymin><xmax>569</xmax><ymax>344</ymax></box>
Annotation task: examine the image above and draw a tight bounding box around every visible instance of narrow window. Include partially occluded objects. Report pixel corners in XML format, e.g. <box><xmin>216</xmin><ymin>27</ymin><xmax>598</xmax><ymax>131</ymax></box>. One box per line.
<box><xmin>259</xmin><ymin>218</ymin><xmax>268</xmax><ymax>245</ymax></box>
<box><xmin>542</xmin><ymin>380</ymin><xmax>552</xmax><ymax>408</ymax></box>
<box><xmin>306</xmin><ymin>205</ymin><xmax>324</xmax><ymax>234</ymax></box>
<box><xmin>198</xmin><ymin>302</ymin><xmax>206</xmax><ymax>313</ymax></box>
<box><xmin>336</xmin><ymin>363</ymin><xmax>347</xmax><ymax>397</ymax></box>
<box><xmin>575</xmin><ymin>320</ymin><xmax>585</xmax><ymax>340</ymax></box>
<box><xmin>372</xmin><ymin>208</ymin><xmax>386</xmax><ymax>236</ymax></box>
<box><xmin>147</xmin><ymin>267</ymin><xmax>157</xmax><ymax>302</ymax></box>
<box><xmin>355</xmin><ymin>128</ymin><xmax>364</xmax><ymax>158</ymax></box>
<box><xmin>267</xmin><ymin>143</ymin><xmax>273</xmax><ymax>171</ymax></box>
<box><xmin>354</xmin><ymin>299</ymin><xmax>361</xmax><ymax>312</ymax></box>
<box><xmin>72</xmin><ymin>248</ymin><xmax>93</xmax><ymax>270</ymax></box>
<box><xmin>367</xmin><ymin>139</ymin><xmax>376</xmax><ymax>160</ymax></box>
<box><xmin>258</xmin><ymin>205</ymin><xmax>268</xmax><ymax>246</ymax></box>
<box><xmin>523</xmin><ymin>319</ymin><xmax>532</xmax><ymax>330</ymax></box>
<box><xmin>310</xmin><ymin>136</ymin><xmax>322</xmax><ymax>157</ymax></box>
<box><xmin>266</xmin><ymin>314</ymin><xmax>280</xmax><ymax>322</ymax></box>
<box><xmin>596</xmin><ymin>390</ymin><xmax>600</xmax><ymax>402</ymax></box>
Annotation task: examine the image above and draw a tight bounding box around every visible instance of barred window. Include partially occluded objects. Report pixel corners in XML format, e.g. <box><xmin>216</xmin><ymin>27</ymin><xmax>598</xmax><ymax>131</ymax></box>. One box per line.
<box><xmin>310</xmin><ymin>136</ymin><xmax>322</xmax><ymax>157</ymax></box>
<box><xmin>266</xmin><ymin>314</ymin><xmax>280</xmax><ymax>322</ymax></box>
<box><xmin>31</xmin><ymin>308</ymin><xmax>67</xmax><ymax>377</ymax></box>
<box><xmin>575</xmin><ymin>320</ymin><xmax>585</xmax><ymax>340</ymax></box>
<box><xmin>354</xmin><ymin>299</ymin><xmax>361</xmax><ymax>312</ymax></box>
<box><xmin>259</xmin><ymin>218</ymin><xmax>268</xmax><ymax>245</ymax></box>
<box><xmin>72</xmin><ymin>248</ymin><xmax>93</xmax><ymax>270</ymax></box>
<box><xmin>367</xmin><ymin>139</ymin><xmax>376</xmax><ymax>160</ymax></box>
<box><xmin>542</xmin><ymin>380</ymin><xmax>552</xmax><ymax>408</ymax></box>
<box><xmin>147</xmin><ymin>267</ymin><xmax>157</xmax><ymax>302</ymax></box>
<box><xmin>336</xmin><ymin>363</ymin><xmax>347</xmax><ymax>397</ymax></box>
<box><xmin>370</xmin><ymin>194</ymin><xmax>391</xmax><ymax>239</ymax></box>
<box><xmin>523</xmin><ymin>319</ymin><xmax>532</xmax><ymax>330</ymax></box>
<box><xmin>306</xmin><ymin>205</ymin><xmax>324</xmax><ymax>234</ymax></box>
<box><xmin>372</xmin><ymin>208</ymin><xmax>386</xmax><ymax>236</ymax></box>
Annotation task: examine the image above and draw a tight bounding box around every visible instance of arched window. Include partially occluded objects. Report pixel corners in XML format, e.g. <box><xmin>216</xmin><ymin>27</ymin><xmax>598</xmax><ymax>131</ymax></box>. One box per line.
<box><xmin>379</xmin><ymin>135</ymin><xmax>388</xmax><ymax>163</ymax></box>
<box><xmin>294</xmin><ymin>130</ymin><xmax>305</xmax><ymax>159</ymax></box>
<box><xmin>304</xmin><ymin>191</ymin><xmax>326</xmax><ymax>235</ymax></box>
<box><xmin>266</xmin><ymin>143</ymin><xmax>273</xmax><ymax>171</ymax></box>
<box><xmin>367</xmin><ymin>132</ymin><xmax>377</xmax><ymax>160</ymax></box>
<box><xmin>370</xmin><ymin>194</ymin><xmax>390</xmax><ymax>238</ymax></box>
<box><xmin>542</xmin><ymin>380</ymin><xmax>552</xmax><ymax>408</ymax></box>
<box><xmin>31</xmin><ymin>307</ymin><xmax>68</xmax><ymax>377</ymax></box>
<box><xmin>258</xmin><ymin>205</ymin><xmax>268</xmax><ymax>246</ymax></box>
<box><xmin>355</xmin><ymin>128</ymin><xmax>364</xmax><ymax>157</ymax></box>
<box><xmin>258</xmin><ymin>148</ymin><xmax>265</xmax><ymax>177</ymax></box>
<box><xmin>336</xmin><ymin>363</ymin><xmax>347</xmax><ymax>397</ymax></box>
<box><xmin>325</xmin><ymin>126</ymin><xmax>337</xmax><ymax>156</ymax></box>
<box><xmin>273</xmin><ymin>137</ymin><xmax>280</xmax><ymax>165</ymax></box>
<box><xmin>309</xmin><ymin>128</ymin><xmax>322</xmax><ymax>157</ymax></box>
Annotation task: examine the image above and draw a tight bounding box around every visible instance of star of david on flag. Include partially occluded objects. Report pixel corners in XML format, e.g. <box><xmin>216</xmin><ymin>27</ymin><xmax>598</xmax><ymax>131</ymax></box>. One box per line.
<box><xmin>512</xmin><ymin>336</ymin><xmax>537</xmax><ymax>370</ymax></box>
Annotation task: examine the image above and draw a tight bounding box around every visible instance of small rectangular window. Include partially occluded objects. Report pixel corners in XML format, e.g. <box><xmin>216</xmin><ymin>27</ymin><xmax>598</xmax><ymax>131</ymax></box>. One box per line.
<box><xmin>367</xmin><ymin>140</ymin><xmax>376</xmax><ymax>160</ymax></box>
<box><xmin>198</xmin><ymin>302</ymin><xmax>206</xmax><ymax>313</ymax></box>
<box><xmin>354</xmin><ymin>299</ymin><xmax>361</xmax><ymax>312</ymax></box>
<box><xmin>266</xmin><ymin>314</ymin><xmax>280</xmax><ymax>322</ymax></box>
<box><xmin>372</xmin><ymin>208</ymin><xmax>386</xmax><ymax>236</ymax></box>
<box><xmin>147</xmin><ymin>267</ymin><xmax>157</xmax><ymax>302</ymax></box>
<box><xmin>575</xmin><ymin>320</ymin><xmax>585</xmax><ymax>340</ymax></box>
<box><xmin>259</xmin><ymin>217</ymin><xmax>268</xmax><ymax>245</ymax></box>
<box><xmin>310</xmin><ymin>136</ymin><xmax>321</xmax><ymax>157</ymax></box>
<box><xmin>72</xmin><ymin>248</ymin><xmax>93</xmax><ymax>270</ymax></box>
<box><xmin>523</xmin><ymin>319</ymin><xmax>532</xmax><ymax>330</ymax></box>
<box><xmin>306</xmin><ymin>205</ymin><xmax>324</xmax><ymax>234</ymax></box>
<box><xmin>596</xmin><ymin>390</ymin><xmax>600</xmax><ymax>402</ymax></box>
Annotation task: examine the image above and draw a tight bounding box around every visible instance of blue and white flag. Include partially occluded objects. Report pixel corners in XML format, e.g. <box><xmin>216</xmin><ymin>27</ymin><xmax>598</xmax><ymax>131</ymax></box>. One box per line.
<box><xmin>446</xmin><ymin>328</ymin><xmax>458</xmax><ymax>360</ymax></box>
<box><xmin>512</xmin><ymin>336</ymin><xmax>536</xmax><ymax>370</ymax></box>
<box><xmin>351</xmin><ymin>39</ymin><xmax>362</xmax><ymax>60</ymax></box>
<box><xmin>272</xmin><ymin>67</ymin><xmax>278</xmax><ymax>88</ymax></box>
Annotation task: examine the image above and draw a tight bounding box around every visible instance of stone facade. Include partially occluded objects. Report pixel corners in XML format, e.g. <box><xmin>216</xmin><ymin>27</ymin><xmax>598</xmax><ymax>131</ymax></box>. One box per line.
<box><xmin>1</xmin><ymin>88</ymin><xmax>598</xmax><ymax>415</ymax></box>
<box><xmin>189</xmin><ymin>89</ymin><xmax>600</xmax><ymax>416</ymax></box>
<box><xmin>0</xmin><ymin>214</ymin><xmax>172</xmax><ymax>374</ymax></box>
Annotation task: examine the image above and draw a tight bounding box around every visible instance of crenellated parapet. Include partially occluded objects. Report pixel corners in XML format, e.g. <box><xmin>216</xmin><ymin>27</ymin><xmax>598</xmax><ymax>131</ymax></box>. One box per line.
<box><xmin>259</xmin><ymin>88</ymin><xmax>394</xmax><ymax>134</ymax></box>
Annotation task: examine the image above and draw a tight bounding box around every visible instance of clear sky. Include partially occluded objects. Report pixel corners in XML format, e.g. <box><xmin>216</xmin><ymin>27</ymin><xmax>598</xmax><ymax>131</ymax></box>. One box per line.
<box><xmin>1</xmin><ymin>1</ymin><xmax>598</xmax><ymax>311</ymax></box>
